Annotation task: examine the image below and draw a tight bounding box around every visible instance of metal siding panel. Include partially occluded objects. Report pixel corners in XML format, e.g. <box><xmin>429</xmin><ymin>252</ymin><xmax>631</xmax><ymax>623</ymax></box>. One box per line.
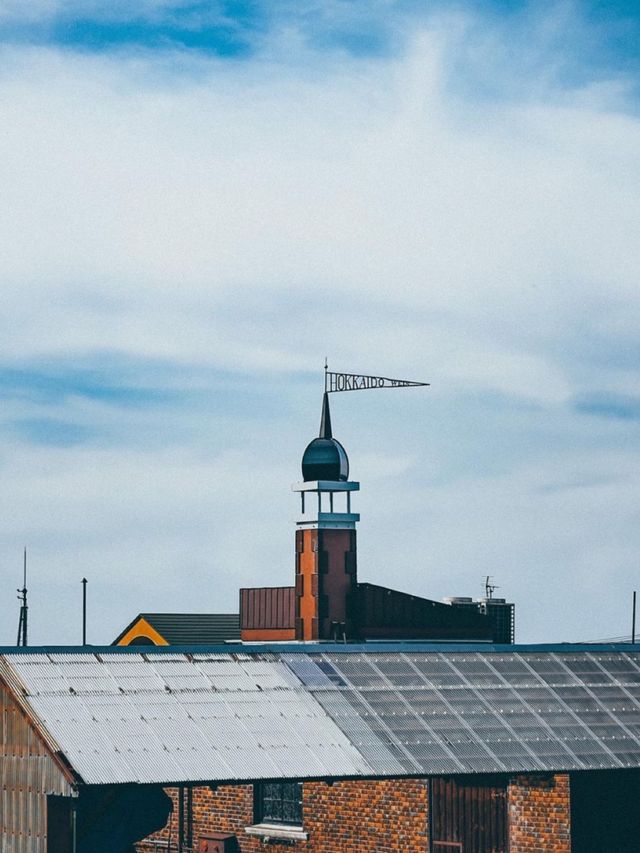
<box><xmin>239</xmin><ymin>589</ymin><xmax>246</xmax><ymax>629</ymax></box>
<box><xmin>238</xmin><ymin>588</ymin><xmax>295</xmax><ymax>631</ymax></box>
<box><xmin>0</xmin><ymin>682</ymin><xmax>72</xmax><ymax>851</ymax></box>
<box><xmin>286</xmin><ymin>586</ymin><xmax>296</xmax><ymax>626</ymax></box>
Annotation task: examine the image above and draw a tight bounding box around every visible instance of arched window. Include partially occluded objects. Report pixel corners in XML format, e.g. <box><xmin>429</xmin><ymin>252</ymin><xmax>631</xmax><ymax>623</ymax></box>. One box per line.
<box><xmin>127</xmin><ymin>635</ymin><xmax>156</xmax><ymax>646</ymax></box>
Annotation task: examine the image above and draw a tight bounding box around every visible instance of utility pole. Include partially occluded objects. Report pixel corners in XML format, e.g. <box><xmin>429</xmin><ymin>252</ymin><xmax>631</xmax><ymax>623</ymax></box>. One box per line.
<box><xmin>82</xmin><ymin>578</ymin><xmax>88</xmax><ymax>645</ymax></box>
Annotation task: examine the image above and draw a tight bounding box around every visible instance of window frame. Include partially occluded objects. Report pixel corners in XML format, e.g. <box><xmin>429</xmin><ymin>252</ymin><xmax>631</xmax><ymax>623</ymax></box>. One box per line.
<box><xmin>254</xmin><ymin>780</ymin><xmax>303</xmax><ymax>827</ymax></box>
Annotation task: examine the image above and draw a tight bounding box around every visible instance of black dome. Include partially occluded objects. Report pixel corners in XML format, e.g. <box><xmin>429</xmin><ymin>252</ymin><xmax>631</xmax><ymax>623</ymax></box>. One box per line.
<box><xmin>302</xmin><ymin>437</ymin><xmax>349</xmax><ymax>482</ymax></box>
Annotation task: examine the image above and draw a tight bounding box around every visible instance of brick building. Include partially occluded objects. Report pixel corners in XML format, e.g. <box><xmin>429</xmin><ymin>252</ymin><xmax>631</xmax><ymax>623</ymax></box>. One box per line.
<box><xmin>3</xmin><ymin>644</ymin><xmax>640</xmax><ymax>852</ymax></box>
<box><xmin>237</xmin><ymin>392</ymin><xmax>514</xmax><ymax>645</ymax></box>
<box><xmin>114</xmin><ymin>391</ymin><xmax>515</xmax><ymax>653</ymax></box>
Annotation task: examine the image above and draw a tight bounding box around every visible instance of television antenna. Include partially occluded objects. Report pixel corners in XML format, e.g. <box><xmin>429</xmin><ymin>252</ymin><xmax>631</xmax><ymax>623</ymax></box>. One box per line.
<box><xmin>485</xmin><ymin>575</ymin><xmax>498</xmax><ymax>600</ymax></box>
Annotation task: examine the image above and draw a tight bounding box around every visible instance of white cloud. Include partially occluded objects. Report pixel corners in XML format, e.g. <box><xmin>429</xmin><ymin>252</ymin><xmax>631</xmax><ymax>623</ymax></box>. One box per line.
<box><xmin>0</xmin><ymin>32</ymin><xmax>637</xmax><ymax>369</ymax></box>
<box><xmin>0</xmin><ymin>8</ymin><xmax>639</xmax><ymax>644</ymax></box>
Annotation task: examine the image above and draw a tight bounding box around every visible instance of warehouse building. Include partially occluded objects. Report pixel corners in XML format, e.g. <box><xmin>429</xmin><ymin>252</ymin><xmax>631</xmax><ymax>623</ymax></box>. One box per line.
<box><xmin>3</xmin><ymin>643</ymin><xmax>640</xmax><ymax>852</ymax></box>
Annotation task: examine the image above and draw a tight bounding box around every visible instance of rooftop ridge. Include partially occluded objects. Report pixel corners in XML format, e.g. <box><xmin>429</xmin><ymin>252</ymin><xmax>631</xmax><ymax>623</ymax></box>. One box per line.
<box><xmin>2</xmin><ymin>641</ymin><xmax>640</xmax><ymax>654</ymax></box>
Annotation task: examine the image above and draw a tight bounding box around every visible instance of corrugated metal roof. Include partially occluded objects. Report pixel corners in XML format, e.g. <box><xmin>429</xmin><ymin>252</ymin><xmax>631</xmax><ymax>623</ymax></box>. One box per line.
<box><xmin>3</xmin><ymin>646</ymin><xmax>640</xmax><ymax>785</ymax></box>
<box><xmin>293</xmin><ymin>649</ymin><xmax>640</xmax><ymax>774</ymax></box>
<box><xmin>0</xmin><ymin>650</ymin><xmax>370</xmax><ymax>785</ymax></box>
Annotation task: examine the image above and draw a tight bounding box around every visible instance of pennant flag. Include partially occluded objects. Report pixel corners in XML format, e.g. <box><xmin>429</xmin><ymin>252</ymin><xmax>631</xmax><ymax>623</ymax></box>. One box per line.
<box><xmin>325</xmin><ymin>371</ymin><xmax>429</xmax><ymax>393</ymax></box>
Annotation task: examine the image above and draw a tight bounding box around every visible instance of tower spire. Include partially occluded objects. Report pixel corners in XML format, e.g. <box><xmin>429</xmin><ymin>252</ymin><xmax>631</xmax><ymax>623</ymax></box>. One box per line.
<box><xmin>319</xmin><ymin>392</ymin><xmax>332</xmax><ymax>439</ymax></box>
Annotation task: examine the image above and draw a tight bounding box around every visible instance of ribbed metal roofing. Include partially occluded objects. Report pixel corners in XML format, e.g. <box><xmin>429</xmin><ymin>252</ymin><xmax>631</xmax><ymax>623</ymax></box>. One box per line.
<box><xmin>3</xmin><ymin>646</ymin><xmax>640</xmax><ymax>785</ymax></box>
<box><xmin>113</xmin><ymin>613</ymin><xmax>241</xmax><ymax>645</ymax></box>
<box><xmin>293</xmin><ymin>649</ymin><xmax>640</xmax><ymax>775</ymax></box>
<box><xmin>0</xmin><ymin>650</ymin><xmax>369</xmax><ymax>785</ymax></box>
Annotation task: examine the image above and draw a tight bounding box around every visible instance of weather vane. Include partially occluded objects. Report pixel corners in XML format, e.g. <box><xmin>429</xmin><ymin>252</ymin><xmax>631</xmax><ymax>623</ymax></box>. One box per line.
<box><xmin>323</xmin><ymin>360</ymin><xmax>429</xmax><ymax>394</ymax></box>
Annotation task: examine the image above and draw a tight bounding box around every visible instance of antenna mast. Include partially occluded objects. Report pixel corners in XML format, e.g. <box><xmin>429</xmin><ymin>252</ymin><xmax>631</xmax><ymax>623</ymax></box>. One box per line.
<box><xmin>16</xmin><ymin>547</ymin><xmax>28</xmax><ymax>647</ymax></box>
<box><xmin>485</xmin><ymin>575</ymin><xmax>498</xmax><ymax>600</ymax></box>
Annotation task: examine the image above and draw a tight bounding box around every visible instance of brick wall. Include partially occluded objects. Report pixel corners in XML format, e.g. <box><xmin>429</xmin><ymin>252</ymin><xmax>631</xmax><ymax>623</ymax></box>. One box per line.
<box><xmin>136</xmin><ymin>778</ymin><xmax>428</xmax><ymax>853</ymax></box>
<box><xmin>135</xmin><ymin>773</ymin><xmax>576</xmax><ymax>853</ymax></box>
<box><xmin>303</xmin><ymin>778</ymin><xmax>428</xmax><ymax>852</ymax></box>
<box><xmin>508</xmin><ymin>773</ymin><xmax>571</xmax><ymax>852</ymax></box>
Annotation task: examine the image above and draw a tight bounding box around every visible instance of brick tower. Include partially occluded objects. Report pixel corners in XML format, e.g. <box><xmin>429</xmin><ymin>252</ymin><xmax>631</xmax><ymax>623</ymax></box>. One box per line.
<box><xmin>292</xmin><ymin>393</ymin><xmax>359</xmax><ymax>641</ymax></box>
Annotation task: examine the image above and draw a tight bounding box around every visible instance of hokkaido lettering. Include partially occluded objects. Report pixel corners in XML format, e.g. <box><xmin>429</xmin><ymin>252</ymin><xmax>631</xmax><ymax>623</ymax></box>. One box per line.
<box><xmin>327</xmin><ymin>372</ymin><xmax>426</xmax><ymax>392</ymax></box>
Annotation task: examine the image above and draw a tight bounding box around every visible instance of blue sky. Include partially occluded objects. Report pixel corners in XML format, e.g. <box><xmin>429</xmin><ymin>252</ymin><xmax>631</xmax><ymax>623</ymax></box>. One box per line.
<box><xmin>0</xmin><ymin>0</ymin><xmax>639</xmax><ymax>644</ymax></box>
<box><xmin>2</xmin><ymin>1</ymin><xmax>640</xmax><ymax>85</ymax></box>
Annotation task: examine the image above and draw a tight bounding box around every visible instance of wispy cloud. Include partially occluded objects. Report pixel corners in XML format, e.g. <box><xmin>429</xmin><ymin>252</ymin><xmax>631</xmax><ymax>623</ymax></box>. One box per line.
<box><xmin>9</xmin><ymin>417</ymin><xmax>94</xmax><ymax>447</ymax></box>
<box><xmin>0</xmin><ymin>361</ymin><xmax>181</xmax><ymax>406</ymax></box>
<box><xmin>574</xmin><ymin>393</ymin><xmax>640</xmax><ymax>420</ymax></box>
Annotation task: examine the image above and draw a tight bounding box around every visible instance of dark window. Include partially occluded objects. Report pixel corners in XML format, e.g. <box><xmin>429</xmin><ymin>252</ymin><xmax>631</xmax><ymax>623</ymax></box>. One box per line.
<box><xmin>255</xmin><ymin>782</ymin><xmax>303</xmax><ymax>826</ymax></box>
<box><xmin>345</xmin><ymin>551</ymin><xmax>356</xmax><ymax>575</ymax></box>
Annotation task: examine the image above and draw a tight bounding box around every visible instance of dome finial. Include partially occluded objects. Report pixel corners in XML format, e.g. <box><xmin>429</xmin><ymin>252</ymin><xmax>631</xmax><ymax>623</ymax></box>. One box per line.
<box><xmin>319</xmin><ymin>392</ymin><xmax>332</xmax><ymax>439</ymax></box>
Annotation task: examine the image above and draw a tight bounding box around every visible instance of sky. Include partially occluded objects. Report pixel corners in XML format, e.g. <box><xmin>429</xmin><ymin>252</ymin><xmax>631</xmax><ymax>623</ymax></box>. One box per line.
<box><xmin>0</xmin><ymin>0</ymin><xmax>639</xmax><ymax>645</ymax></box>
